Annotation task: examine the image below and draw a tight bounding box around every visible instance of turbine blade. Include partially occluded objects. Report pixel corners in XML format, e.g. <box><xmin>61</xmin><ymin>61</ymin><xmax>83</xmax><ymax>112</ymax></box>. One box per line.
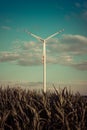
<box><xmin>25</xmin><ymin>30</ymin><xmax>44</xmax><ymax>42</ymax></box>
<box><xmin>45</xmin><ymin>29</ymin><xmax>64</xmax><ymax>41</ymax></box>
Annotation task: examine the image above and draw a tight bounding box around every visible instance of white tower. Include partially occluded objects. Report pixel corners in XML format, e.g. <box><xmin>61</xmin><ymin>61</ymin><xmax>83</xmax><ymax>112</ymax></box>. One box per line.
<box><xmin>26</xmin><ymin>29</ymin><xmax>64</xmax><ymax>93</ymax></box>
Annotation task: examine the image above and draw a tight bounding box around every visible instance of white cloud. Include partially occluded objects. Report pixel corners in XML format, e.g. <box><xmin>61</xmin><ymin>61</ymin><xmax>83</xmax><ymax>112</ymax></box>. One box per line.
<box><xmin>81</xmin><ymin>10</ymin><xmax>87</xmax><ymax>21</ymax></box>
<box><xmin>75</xmin><ymin>2</ymin><xmax>81</xmax><ymax>8</ymax></box>
<box><xmin>21</xmin><ymin>41</ymin><xmax>42</xmax><ymax>53</ymax></box>
<box><xmin>62</xmin><ymin>34</ymin><xmax>87</xmax><ymax>44</ymax></box>
<box><xmin>47</xmin><ymin>34</ymin><xmax>87</xmax><ymax>55</ymax></box>
<box><xmin>1</xmin><ymin>26</ymin><xmax>11</xmax><ymax>30</ymax></box>
<box><xmin>72</xmin><ymin>61</ymin><xmax>87</xmax><ymax>71</ymax></box>
<box><xmin>18</xmin><ymin>58</ymin><xmax>41</xmax><ymax>66</ymax></box>
<box><xmin>59</xmin><ymin>54</ymin><xmax>73</xmax><ymax>64</ymax></box>
<box><xmin>0</xmin><ymin>34</ymin><xmax>87</xmax><ymax>70</ymax></box>
<box><xmin>0</xmin><ymin>52</ymin><xmax>20</xmax><ymax>62</ymax></box>
<box><xmin>68</xmin><ymin>1</ymin><xmax>87</xmax><ymax>22</ymax></box>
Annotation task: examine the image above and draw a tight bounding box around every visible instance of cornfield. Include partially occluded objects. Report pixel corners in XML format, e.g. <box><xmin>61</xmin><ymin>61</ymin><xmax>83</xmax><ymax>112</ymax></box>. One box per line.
<box><xmin>0</xmin><ymin>86</ymin><xmax>87</xmax><ymax>130</ymax></box>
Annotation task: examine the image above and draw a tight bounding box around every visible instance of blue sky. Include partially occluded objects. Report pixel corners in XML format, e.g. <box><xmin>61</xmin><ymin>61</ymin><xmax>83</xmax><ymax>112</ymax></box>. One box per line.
<box><xmin>0</xmin><ymin>0</ymin><xmax>87</xmax><ymax>93</ymax></box>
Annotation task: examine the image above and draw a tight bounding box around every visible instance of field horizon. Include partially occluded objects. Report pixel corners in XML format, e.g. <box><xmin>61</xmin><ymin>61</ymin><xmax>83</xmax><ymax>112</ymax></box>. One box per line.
<box><xmin>0</xmin><ymin>80</ymin><xmax>87</xmax><ymax>96</ymax></box>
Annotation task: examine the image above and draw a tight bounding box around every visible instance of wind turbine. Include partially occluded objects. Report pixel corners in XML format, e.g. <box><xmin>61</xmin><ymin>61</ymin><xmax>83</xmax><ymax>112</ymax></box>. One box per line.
<box><xmin>26</xmin><ymin>29</ymin><xmax>64</xmax><ymax>93</ymax></box>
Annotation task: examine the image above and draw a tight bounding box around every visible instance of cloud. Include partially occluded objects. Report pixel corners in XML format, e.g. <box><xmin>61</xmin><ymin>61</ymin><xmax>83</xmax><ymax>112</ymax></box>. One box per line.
<box><xmin>17</xmin><ymin>51</ymin><xmax>42</xmax><ymax>66</ymax></box>
<box><xmin>0</xmin><ymin>52</ymin><xmax>20</xmax><ymax>62</ymax></box>
<box><xmin>0</xmin><ymin>34</ymin><xmax>87</xmax><ymax>70</ymax></box>
<box><xmin>74</xmin><ymin>1</ymin><xmax>87</xmax><ymax>21</ymax></box>
<box><xmin>81</xmin><ymin>10</ymin><xmax>87</xmax><ymax>21</ymax></box>
<box><xmin>72</xmin><ymin>61</ymin><xmax>87</xmax><ymax>71</ymax></box>
<box><xmin>58</xmin><ymin>54</ymin><xmax>73</xmax><ymax>64</ymax></box>
<box><xmin>22</xmin><ymin>41</ymin><xmax>42</xmax><ymax>52</ymax></box>
<box><xmin>75</xmin><ymin>2</ymin><xmax>81</xmax><ymax>8</ymax></box>
<box><xmin>62</xmin><ymin>34</ymin><xmax>87</xmax><ymax>54</ymax></box>
<box><xmin>62</xmin><ymin>34</ymin><xmax>87</xmax><ymax>44</ymax></box>
<box><xmin>1</xmin><ymin>26</ymin><xmax>11</xmax><ymax>30</ymax></box>
<box><xmin>66</xmin><ymin>1</ymin><xmax>87</xmax><ymax>22</ymax></box>
<box><xmin>47</xmin><ymin>34</ymin><xmax>87</xmax><ymax>55</ymax></box>
<box><xmin>18</xmin><ymin>58</ymin><xmax>41</xmax><ymax>66</ymax></box>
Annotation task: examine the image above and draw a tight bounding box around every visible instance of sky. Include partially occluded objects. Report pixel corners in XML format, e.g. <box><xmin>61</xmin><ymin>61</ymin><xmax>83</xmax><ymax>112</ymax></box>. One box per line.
<box><xmin>0</xmin><ymin>0</ymin><xmax>87</xmax><ymax>93</ymax></box>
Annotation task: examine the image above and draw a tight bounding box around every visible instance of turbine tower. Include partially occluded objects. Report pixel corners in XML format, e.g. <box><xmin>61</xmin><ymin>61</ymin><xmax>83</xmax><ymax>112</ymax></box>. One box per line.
<box><xmin>26</xmin><ymin>29</ymin><xmax>64</xmax><ymax>93</ymax></box>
